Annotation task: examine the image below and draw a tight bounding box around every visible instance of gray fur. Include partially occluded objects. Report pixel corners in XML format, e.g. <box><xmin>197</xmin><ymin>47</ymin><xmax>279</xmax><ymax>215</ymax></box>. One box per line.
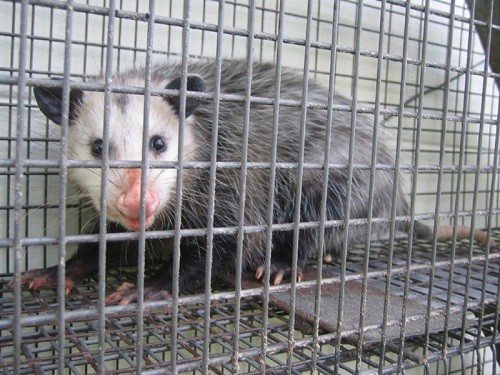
<box><xmin>139</xmin><ymin>60</ymin><xmax>418</xmax><ymax>267</ymax></box>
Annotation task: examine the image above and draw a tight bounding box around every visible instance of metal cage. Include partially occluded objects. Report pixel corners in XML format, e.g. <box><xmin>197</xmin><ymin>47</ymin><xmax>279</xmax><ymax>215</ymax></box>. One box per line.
<box><xmin>1</xmin><ymin>0</ymin><xmax>499</xmax><ymax>374</ymax></box>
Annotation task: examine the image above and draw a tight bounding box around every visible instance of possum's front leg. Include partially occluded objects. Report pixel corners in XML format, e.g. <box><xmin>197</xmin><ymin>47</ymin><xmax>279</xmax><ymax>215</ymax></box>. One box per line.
<box><xmin>19</xmin><ymin>221</ymin><xmax>137</xmax><ymax>294</ymax></box>
<box><xmin>19</xmin><ymin>248</ymin><xmax>99</xmax><ymax>295</ymax></box>
<box><xmin>104</xmin><ymin>274</ymin><xmax>171</xmax><ymax>305</ymax></box>
<box><xmin>105</xmin><ymin>237</ymin><xmax>213</xmax><ymax>305</ymax></box>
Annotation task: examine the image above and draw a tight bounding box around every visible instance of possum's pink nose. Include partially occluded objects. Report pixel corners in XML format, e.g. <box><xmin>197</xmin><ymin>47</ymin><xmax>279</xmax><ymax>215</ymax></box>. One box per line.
<box><xmin>119</xmin><ymin>188</ymin><xmax>159</xmax><ymax>218</ymax></box>
<box><xmin>117</xmin><ymin>170</ymin><xmax>160</xmax><ymax>230</ymax></box>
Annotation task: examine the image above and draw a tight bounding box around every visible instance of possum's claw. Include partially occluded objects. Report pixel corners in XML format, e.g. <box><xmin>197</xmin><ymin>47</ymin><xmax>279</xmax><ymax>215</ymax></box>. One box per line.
<box><xmin>18</xmin><ymin>267</ymin><xmax>76</xmax><ymax>294</ymax></box>
<box><xmin>255</xmin><ymin>263</ymin><xmax>304</xmax><ymax>285</ymax></box>
<box><xmin>105</xmin><ymin>282</ymin><xmax>171</xmax><ymax>305</ymax></box>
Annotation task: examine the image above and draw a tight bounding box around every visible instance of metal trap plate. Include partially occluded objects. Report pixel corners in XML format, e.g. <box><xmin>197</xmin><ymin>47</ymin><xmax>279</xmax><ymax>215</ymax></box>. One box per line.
<box><xmin>233</xmin><ymin>268</ymin><xmax>466</xmax><ymax>345</ymax></box>
<box><xmin>270</xmin><ymin>279</ymin><xmax>465</xmax><ymax>345</ymax></box>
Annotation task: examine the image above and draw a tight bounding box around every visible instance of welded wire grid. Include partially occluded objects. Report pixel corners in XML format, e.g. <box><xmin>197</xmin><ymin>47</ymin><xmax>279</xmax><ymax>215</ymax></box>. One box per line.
<box><xmin>0</xmin><ymin>232</ymin><xmax>499</xmax><ymax>374</ymax></box>
<box><xmin>1</xmin><ymin>0</ymin><xmax>500</xmax><ymax>374</ymax></box>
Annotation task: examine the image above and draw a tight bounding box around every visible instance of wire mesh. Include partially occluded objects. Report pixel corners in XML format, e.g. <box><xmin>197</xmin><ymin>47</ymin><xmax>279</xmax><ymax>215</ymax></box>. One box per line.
<box><xmin>0</xmin><ymin>231</ymin><xmax>499</xmax><ymax>374</ymax></box>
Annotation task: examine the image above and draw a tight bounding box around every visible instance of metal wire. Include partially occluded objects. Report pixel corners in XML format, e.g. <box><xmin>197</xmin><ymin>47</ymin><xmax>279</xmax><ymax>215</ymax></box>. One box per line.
<box><xmin>0</xmin><ymin>233</ymin><xmax>499</xmax><ymax>373</ymax></box>
<box><xmin>202</xmin><ymin>1</ymin><xmax>225</xmax><ymax>372</ymax></box>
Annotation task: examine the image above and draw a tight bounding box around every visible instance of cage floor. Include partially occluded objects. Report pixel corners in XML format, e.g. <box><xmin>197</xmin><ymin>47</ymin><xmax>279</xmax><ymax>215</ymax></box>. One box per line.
<box><xmin>1</xmin><ymin>229</ymin><xmax>500</xmax><ymax>374</ymax></box>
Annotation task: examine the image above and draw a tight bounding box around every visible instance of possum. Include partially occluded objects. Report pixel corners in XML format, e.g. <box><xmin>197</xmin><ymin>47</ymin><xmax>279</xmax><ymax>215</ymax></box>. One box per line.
<box><xmin>21</xmin><ymin>60</ymin><xmax>495</xmax><ymax>304</ymax></box>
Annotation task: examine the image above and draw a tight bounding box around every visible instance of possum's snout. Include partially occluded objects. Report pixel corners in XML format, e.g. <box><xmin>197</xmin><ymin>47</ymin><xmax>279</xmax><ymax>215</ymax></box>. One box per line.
<box><xmin>115</xmin><ymin>169</ymin><xmax>160</xmax><ymax>231</ymax></box>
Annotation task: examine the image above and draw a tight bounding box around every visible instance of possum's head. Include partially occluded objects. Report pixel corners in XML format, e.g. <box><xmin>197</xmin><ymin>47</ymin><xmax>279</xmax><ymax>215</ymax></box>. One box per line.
<box><xmin>33</xmin><ymin>75</ymin><xmax>205</xmax><ymax>231</ymax></box>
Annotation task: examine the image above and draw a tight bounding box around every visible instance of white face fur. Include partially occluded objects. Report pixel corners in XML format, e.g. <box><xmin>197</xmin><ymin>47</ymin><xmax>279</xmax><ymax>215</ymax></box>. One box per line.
<box><xmin>67</xmin><ymin>89</ymin><xmax>198</xmax><ymax>231</ymax></box>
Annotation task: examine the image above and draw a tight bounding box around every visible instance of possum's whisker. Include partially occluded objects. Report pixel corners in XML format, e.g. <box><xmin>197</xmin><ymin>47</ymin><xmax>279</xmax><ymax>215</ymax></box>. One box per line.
<box><xmin>79</xmin><ymin>214</ymin><xmax>100</xmax><ymax>234</ymax></box>
<box><xmin>109</xmin><ymin>167</ymin><xmax>125</xmax><ymax>187</ymax></box>
<box><xmin>73</xmin><ymin>167</ymin><xmax>120</xmax><ymax>189</ymax></box>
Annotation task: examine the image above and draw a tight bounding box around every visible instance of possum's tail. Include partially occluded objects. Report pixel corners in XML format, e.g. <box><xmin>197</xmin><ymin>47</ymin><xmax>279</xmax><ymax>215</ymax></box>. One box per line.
<box><xmin>323</xmin><ymin>221</ymin><xmax>495</xmax><ymax>265</ymax></box>
<box><xmin>412</xmin><ymin>221</ymin><xmax>496</xmax><ymax>250</ymax></box>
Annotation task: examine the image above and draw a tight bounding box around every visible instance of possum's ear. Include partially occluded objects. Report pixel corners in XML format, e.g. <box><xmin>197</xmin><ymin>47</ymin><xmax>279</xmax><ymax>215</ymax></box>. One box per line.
<box><xmin>33</xmin><ymin>79</ymin><xmax>84</xmax><ymax>125</ymax></box>
<box><xmin>164</xmin><ymin>74</ymin><xmax>205</xmax><ymax>118</ymax></box>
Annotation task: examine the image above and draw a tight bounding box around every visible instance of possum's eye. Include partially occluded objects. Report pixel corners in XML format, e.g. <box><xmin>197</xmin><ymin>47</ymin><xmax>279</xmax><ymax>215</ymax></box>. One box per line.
<box><xmin>149</xmin><ymin>135</ymin><xmax>167</xmax><ymax>154</ymax></box>
<box><xmin>91</xmin><ymin>139</ymin><xmax>104</xmax><ymax>157</ymax></box>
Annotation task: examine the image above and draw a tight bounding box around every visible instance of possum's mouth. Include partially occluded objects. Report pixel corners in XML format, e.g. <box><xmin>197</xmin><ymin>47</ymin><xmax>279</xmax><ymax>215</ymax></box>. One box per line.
<box><xmin>107</xmin><ymin>206</ymin><xmax>158</xmax><ymax>232</ymax></box>
<box><xmin>125</xmin><ymin>216</ymin><xmax>155</xmax><ymax>231</ymax></box>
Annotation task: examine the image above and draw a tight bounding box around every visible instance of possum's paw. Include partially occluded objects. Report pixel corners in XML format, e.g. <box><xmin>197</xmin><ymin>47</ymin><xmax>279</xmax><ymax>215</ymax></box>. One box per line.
<box><xmin>17</xmin><ymin>266</ymin><xmax>76</xmax><ymax>295</ymax></box>
<box><xmin>255</xmin><ymin>262</ymin><xmax>304</xmax><ymax>285</ymax></box>
<box><xmin>105</xmin><ymin>282</ymin><xmax>171</xmax><ymax>305</ymax></box>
